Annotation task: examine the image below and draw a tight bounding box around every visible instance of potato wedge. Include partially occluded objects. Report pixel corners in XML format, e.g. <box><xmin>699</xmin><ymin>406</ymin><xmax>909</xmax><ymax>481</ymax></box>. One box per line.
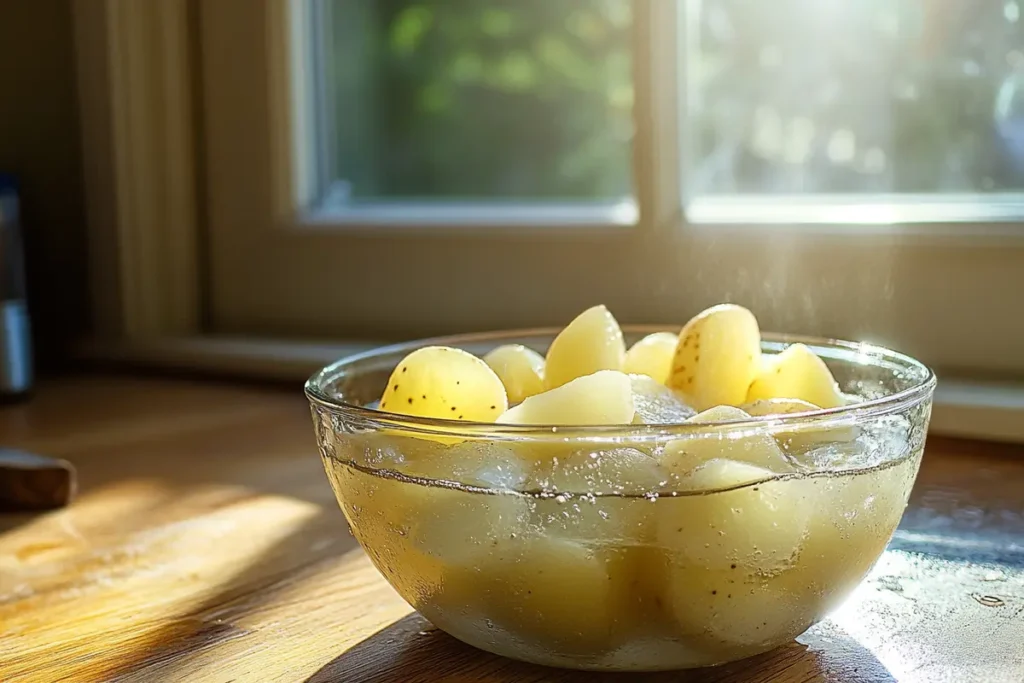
<box><xmin>668</xmin><ymin>304</ymin><xmax>761</xmax><ymax>410</ymax></box>
<box><xmin>545</xmin><ymin>305</ymin><xmax>626</xmax><ymax>390</ymax></box>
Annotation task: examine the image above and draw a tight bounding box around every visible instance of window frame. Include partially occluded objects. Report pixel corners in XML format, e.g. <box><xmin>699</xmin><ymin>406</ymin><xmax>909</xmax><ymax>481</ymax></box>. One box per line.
<box><xmin>198</xmin><ymin>0</ymin><xmax>1024</xmax><ymax>374</ymax></box>
<box><xmin>72</xmin><ymin>0</ymin><xmax>1024</xmax><ymax>444</ymax></box>
<box><xmin>72</xmin><ymin>0</ymin><xmax>201</xmax><ymax>341</ymax></box>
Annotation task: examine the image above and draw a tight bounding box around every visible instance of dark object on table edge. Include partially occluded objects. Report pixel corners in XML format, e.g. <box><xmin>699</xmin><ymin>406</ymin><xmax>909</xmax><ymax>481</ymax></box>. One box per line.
<box><xmin>0</xmin><ymin>174</ymin><xmax>34</xmax><ymax>400</ymax></box>
<box><xmin>0</xmin><ymin>448</ymin><xmax>76</xmax><ymax>511</ymax></box>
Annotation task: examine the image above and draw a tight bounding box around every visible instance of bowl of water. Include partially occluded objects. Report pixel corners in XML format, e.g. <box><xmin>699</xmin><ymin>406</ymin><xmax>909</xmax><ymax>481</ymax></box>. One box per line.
<box><xmin>306</xmin><ymin>326</ymin><xmax>934</xmax><ymax>671</ymax></box>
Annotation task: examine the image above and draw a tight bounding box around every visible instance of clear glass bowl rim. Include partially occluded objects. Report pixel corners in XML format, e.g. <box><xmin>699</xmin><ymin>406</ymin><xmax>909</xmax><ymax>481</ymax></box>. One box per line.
<box><xmin>304</xmin><ymin>326</ymin><xmax>936</xmax><ymax>442</ymax></box>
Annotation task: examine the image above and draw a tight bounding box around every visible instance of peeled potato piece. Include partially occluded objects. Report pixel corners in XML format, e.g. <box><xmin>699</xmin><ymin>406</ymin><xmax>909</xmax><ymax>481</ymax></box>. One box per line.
<box><xmin>484</xmin><ymin>344</ymin><xmax>545</xmax><ymax>406</ymax></box>
<box><xmin>668</xmin><ymin>304</ymin><xmax>762</xmax><ymax>411</ymax></box>
<box><xmin>741</xmin><ymin>398</ymin><xmax>819</xmax><ymax>416</ymax></box>
<box><xmin>545</xmin><ymin>305</ymin><xmax>626</xmax><ymax>390</ymax></box>
<box><xmin>531</xmin><ymin>447</ymin><xmax>666</xmax><ymax>542</ymax></box>
<box><xmin>771</xmin><ymin>456</ymin><xmax>919</xmax><ymax>615</ymax></box>
<box><xmin>498</xmin><ymin>370</ymin><xmax>634</xmax><ymax>426</ymax></box>
<box><xmin>630</xmin><ymin>374</ymin><xmax>696</xmax><ymax>425</ymax></box>
<box><xmin>741</xmin><ymin>397</ymin><xmax>857</xmax><ymax>453</ymax></box>
<box><xmin>323</xmin><ymin>462</ymin><xmax>443</xmax><ymax>603</ymax></box>
<box><xmin>624</xmin><ymin>332</ymin><xmax>678</xmax><ymax>384</ymax></box>
<box><xmin>746</xmin><ymin>343</ymin><xmax>846</xmax><ymax>409</ymax></box>
<box><xmin>661</xmin><ymin>406</ymin><xmax>792</xmax><ymax>474</ymax></box>
<box><xmin>332</xmin><ymin>444</ymin><xmax>532</xmax><ymax>632</ymax></box>
<box><xmin>346</xmin><ymin>444</ymin><xmax>530</xmax><ymax>564</ymax></box>
<box><xmin>456</xmin><ymin>535</ymin><xmax>624</xmax><ymax>653</ymax></box>
<box><xmin>656</xmin><ymin>459</ymin><xmax>812</xmax><ymax>573</ymax></box>
<box><xmin>665</xmin><ymin>565</ymin><xmax>816</xmax><ymax>650</ymax></box>
<box><xmin>539</xmin><ymin>447</ymin><xmax>667</xmax><ymax>496</ymax></box>
<box><xmin>379</xmin><ymin>346</ymin><xmax>508</xmax><ymax>421</ymax></box>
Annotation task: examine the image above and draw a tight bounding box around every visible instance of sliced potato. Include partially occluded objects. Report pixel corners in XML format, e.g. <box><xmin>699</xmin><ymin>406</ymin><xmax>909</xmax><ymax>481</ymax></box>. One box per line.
<box><xmin>539</xmin><ymin>447</ymin><xmax>667</xmax><ymax>495</ymax></box>
<box><xmin>402</xmin><ymin>440</ymin><xmax>531</xmax><ymax>490</ymax></box>
<box><xmin>456</xmin><ymin>535</ymin><xmax>623</xmax><ymax>653</ymax></box>
<box><xmin>338</xmin><ymin>446</ymin><xmax>531</xmax><ymax>629</ymax></box>
<box><xmin>773</xmin><ymin>457</ymin><xmax>919</xmax><ymax>614</ymax></box>
<box><xmin>668</xmin><ymin>304</ymin><xmax>762</xmax><ymax>411</ymax></box>
<box><xmin>798</xmin><ymin>457</ymin><xmax>917</xmax><ymax>563</ymax></box>
<box><xmin>607</xmin><ymin>545</ymin><xmax>675</xmax><ymax>640</ymax></box>
<box><xmin>624</xmin><ymin>332</ymin><xmax>678</xmax><ymax>384</ymax></box>
<box><xmin>483</xmin><ymin>344</ymin><xmax>545</xmax><ymax>405</ymax></box>
<box><xmin>335</xmin><ymin>444</ymin><xmax>529</xmax><ymax>575</ymax></box>
<box><xmin>741</xmin><ymin>397</ymin><xmax>857</xmax><ymax>453</ymax></box>
<box><xmin>746</xmin><ymin>343</ymin><xmax>846</xmax><ymax>409</ymax></box>
<box><xmin>661</xmin><ymin>406</ymin><xmax>792</xmax><ymax>474</ymax></box>
<box><xmin>656</xmin><ymin>459</ymin><xmax>812</xmax><ymax>573</ymax></box>
<box><xmin>531</xmin><ymin>447</ymin><xmax>666</xmax><ymax>542</ymax></box>
<box><xmin>665</xmin><ymin>565</ymin><xmax>815</xmax><ymax>650</ymax></box>
<box><xmin>379</xmin><ymin>346</ymin><xmax>508</xmax><ymax>421</ymax></box>
<box><xmin>498</xmin><ymin>370</ymin><xmax>634</xmax><ymax>426</ymax></box>
<box><xmin>741</xmin><ymin>397</ymin><xmax>820</xmax><ymax>416</ymax></box>
<box><xmin>544</xmin><ymin>305</ymin><xmax>626</xmax><ymax>390</ymax></box>
<box><xmin>631</xmin><ymin>374</ymin><xmax>696</xmax><ymax>425</ymax></box>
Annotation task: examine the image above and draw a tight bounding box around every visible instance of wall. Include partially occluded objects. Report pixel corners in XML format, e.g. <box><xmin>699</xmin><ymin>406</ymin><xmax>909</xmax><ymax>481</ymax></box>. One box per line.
<box><xmin>0</xmin><ymin>1</ymin><xmax>89</xmax><ymax>374</ymax></box>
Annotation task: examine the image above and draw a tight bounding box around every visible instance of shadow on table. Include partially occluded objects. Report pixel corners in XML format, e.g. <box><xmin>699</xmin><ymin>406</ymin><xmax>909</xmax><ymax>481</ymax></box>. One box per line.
<box><xmin>306</xmin><ymin>613</ymin><xmax>897</xmax><ymax>683</ymax></box>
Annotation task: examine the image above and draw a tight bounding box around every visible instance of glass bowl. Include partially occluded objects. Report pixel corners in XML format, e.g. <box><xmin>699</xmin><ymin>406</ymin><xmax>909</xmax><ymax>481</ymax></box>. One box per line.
<box><xmin>305</xmin><ymin>327</ymin><xmax>935</xmax><ymax>672</ymax></box>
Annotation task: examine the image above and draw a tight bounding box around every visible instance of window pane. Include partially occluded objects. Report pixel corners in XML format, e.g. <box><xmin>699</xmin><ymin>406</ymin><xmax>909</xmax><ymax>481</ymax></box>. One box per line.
<box><xmin>323</xmin><ymin>0</ymin><xmax>633</xmax><ymax>202</ymax></box>
<box><xmin>688</xmin><ymin>0</ymin><xmax>1024</xmax><ymax>194</ymax></box>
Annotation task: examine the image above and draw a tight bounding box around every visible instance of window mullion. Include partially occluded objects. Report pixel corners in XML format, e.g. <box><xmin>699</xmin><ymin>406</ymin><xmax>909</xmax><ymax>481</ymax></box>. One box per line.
<box><xmin>631</xmin><ymin>0</ymin><xmax>684</xmax><ymax>237</ymax></box>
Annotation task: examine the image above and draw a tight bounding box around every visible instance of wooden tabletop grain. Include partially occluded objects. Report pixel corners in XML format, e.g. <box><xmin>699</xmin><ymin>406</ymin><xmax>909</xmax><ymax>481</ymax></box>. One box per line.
<box><xmin>0</xmin><ymin>376</ymin><xmax>1021</xmax><ymax>683</ymax></box>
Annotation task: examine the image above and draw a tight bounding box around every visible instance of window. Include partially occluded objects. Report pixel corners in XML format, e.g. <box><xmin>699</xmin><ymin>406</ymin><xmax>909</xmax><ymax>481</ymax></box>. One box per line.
<box><xmin>688</xmin><ymin>0</ymin><xmax>1024</xmax><ymax>197</ymax></box>
<box><xmin>200</xmin><ymin>0</ymin><xmax>1023</xmax><ymax>377</ymax></box>
<box><xmin>319</xmin><ymin>0</ymin><xmax>634</xmax><ymax>205</ymax></box>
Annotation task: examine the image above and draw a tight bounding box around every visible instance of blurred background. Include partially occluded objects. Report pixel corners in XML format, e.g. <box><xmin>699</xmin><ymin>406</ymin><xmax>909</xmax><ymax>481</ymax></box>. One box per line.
<box><xmin>324</xmin><ymin>0</ymin><xmax>1024</xmax><ymax>200</ymax></box>
<box><xmin>0</xmin><ymin>0</ymin><xmax>1022</xmax><ymax>440</ymax></box>
<box><xmin>0</xmin><ymin>4</ymin><xmax>87</xmax><ymax>376</ymax></box>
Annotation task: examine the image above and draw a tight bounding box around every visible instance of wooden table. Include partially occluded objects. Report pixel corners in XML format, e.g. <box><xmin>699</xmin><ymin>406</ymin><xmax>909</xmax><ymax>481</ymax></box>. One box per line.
<box><xmin>1</xmin><ymin>377</ymin><xmax>1022</xmax><ymax>683</ymax></box>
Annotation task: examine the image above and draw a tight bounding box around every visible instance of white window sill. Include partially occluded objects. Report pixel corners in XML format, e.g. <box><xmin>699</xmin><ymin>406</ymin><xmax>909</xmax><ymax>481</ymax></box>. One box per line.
<box><xmin>303</xmin><ymin>198</ymin><xmax>639</xmax><ymax>231</ymax></box>
<box><xmin>78</xmin><ymin>336</ymin><xmax>1024</xmax><ymax>444</ymax></box>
